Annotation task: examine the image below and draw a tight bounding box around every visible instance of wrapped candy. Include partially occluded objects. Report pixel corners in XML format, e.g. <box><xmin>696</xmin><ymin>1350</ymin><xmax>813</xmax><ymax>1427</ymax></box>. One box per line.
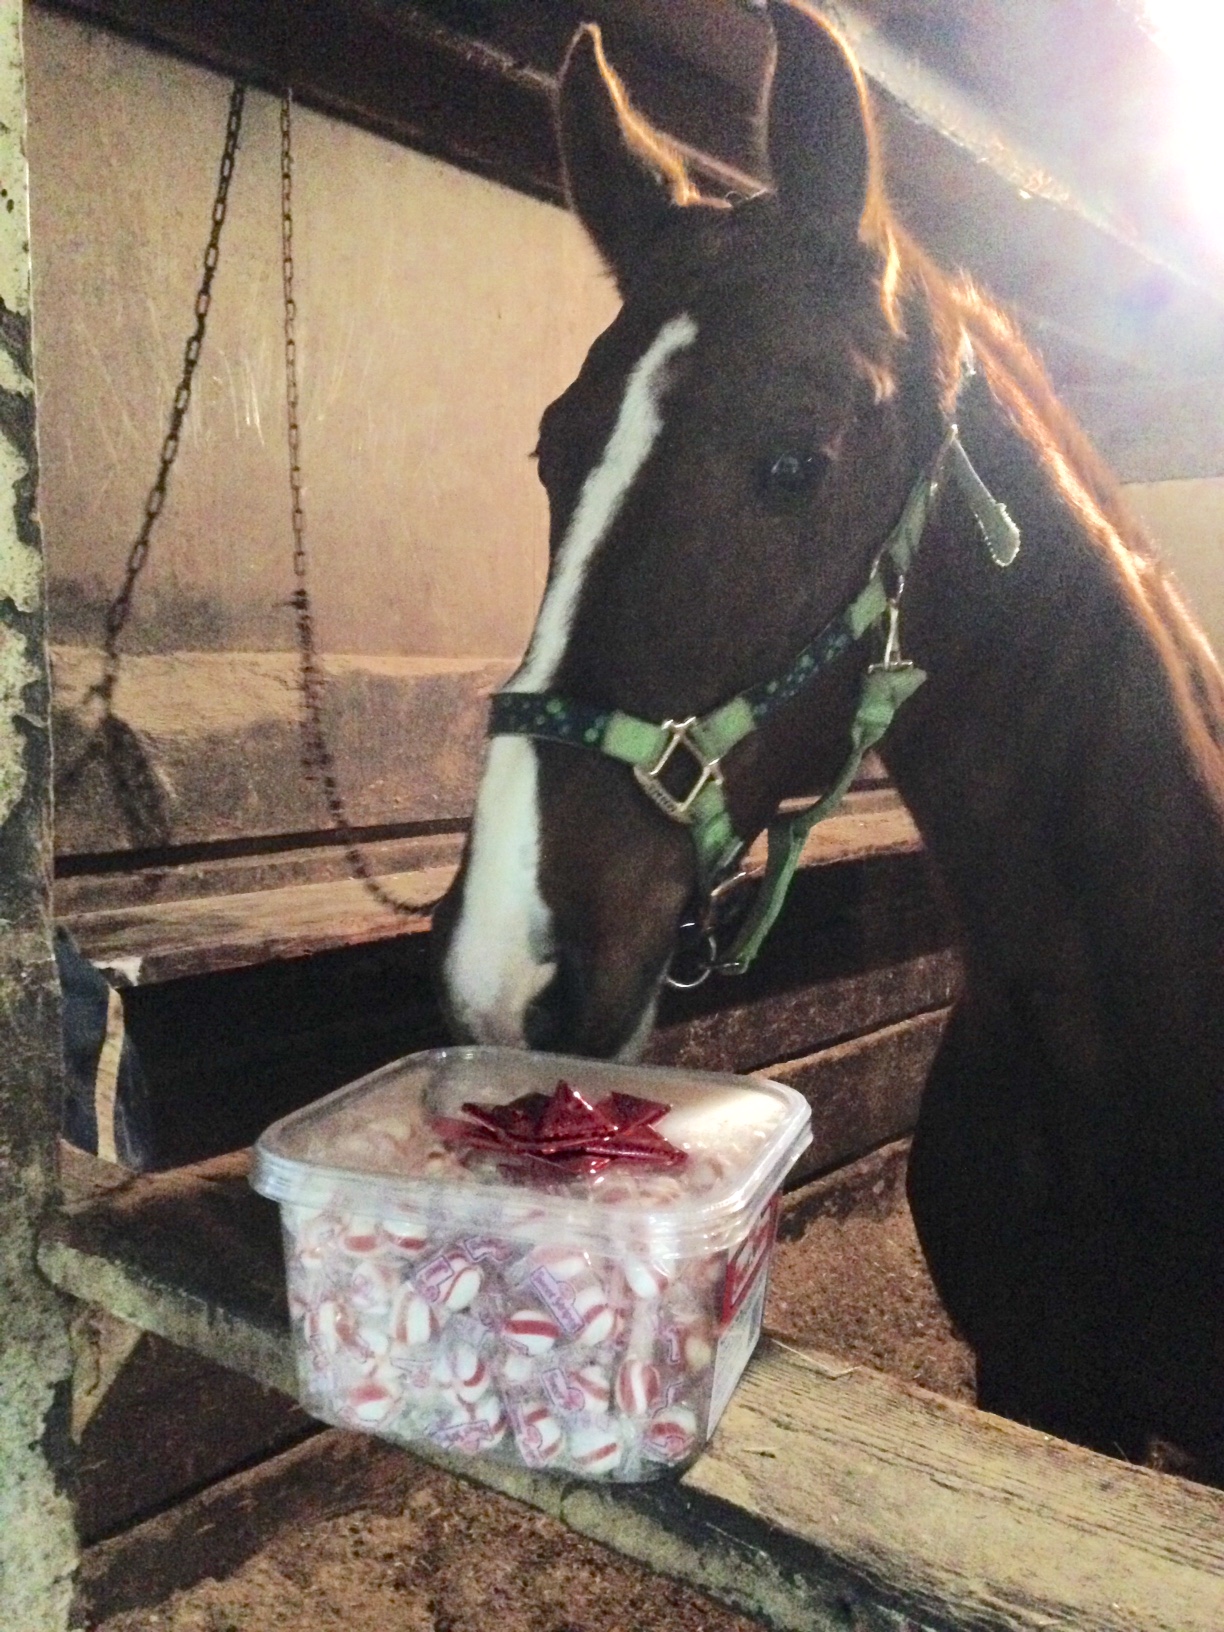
<box><xmin>252</xmin><ymin>1047</ymin><xmax>810</xmax><ymax>1482</ymax></box>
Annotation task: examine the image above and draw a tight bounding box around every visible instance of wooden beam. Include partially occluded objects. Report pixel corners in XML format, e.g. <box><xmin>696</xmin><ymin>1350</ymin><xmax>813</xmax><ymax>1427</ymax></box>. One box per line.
<box><xmin>61</xmin><ymin>791</ymin><xmax>927</xmax><ymax>983</ymax></box>
<box><xmin>770</xmin><ymin>1008</ymin><xmax>949</xmax><ymax>1183</ymax></box>
<box><xmin>37</xmin><ymin>0</ymin><xmax>1224</xmax><ymax>393</ymax></box>
<box><xmin>0</xmin><ymin>8</ymin><xmax>79</xmax><ymax>1627</ymax></box>
<box><xmin>41</xmin><ymin>1144</ymin><xmax>1224</xmax><ymax>1631</ymax></box>
<box><xmin>37</xmin><ymin>0</ymin><xmax>569</xmax><ymax>201</ymax></box>
<box><xmin>42</xmin><ymin>1148</ymin><xmax>296</xmax><ymax>1394</ymax></box>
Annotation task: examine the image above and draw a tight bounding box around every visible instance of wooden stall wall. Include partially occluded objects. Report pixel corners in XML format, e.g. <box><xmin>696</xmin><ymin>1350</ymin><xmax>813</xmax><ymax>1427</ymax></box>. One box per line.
<box><xmin>23</xmin><ymin>7</ymin><xmax>619</xmax><ymax>861</ymax></box>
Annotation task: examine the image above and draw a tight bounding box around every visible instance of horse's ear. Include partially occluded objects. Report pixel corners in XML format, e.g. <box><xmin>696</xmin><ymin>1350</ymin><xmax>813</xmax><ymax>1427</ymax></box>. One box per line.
<box><xmin>765</xmin><ymin>1</ymin><xmax>878</xmax><ymax>238</ymax></box>
<box><xmin>558</xmin><ymin>24</ymin><xmax>694</xmax><ymax>290</ymax></box>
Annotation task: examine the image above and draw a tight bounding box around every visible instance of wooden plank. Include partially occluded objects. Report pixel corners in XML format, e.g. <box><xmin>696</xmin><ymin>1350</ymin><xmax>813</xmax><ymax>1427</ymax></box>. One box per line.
<box><xmin>42</xmin><ymin>1148</ymin><xmax>1224</xmax><ymax>1632</ymax></box>
<box><xmin>652</xmin><ymin>949</ymin><xmax>957</xmax><ymax>1077</ymax></box>
<box><xmin>771</xmin><ymin>1009</ymin><xmax>949</xmax><ymax>1183</ymax></box>
<box><xmin>67</xmin><ymin>865</ymin><xmax>448</xmax><ymax>982</ymax></box>
<box><xmin>585</xmin><ymin>1339</ymin><xmax>1224</xmax><ymax>1632</ymax></box>
<box><xmin>37</xmin><ymin>0</ymin><xmax>571</xmax><ymax>203</ymax></box>
<box><xmin>0</xmin><ymin>10</ymin><xmax>79</xmax><ymax>1626</ymax></box>
<box><xmin>63</xmin><ymin>794</ymin><xmax>925</xmax><ymax>983</ymax></box>
<box><xmin>53</xmin><ymin>828</ymin><xmax>468</xmax><ymax>917</ymax></box>
<box><xmin>41</xmin><ymin>1148</ymin><xmax>296</xmax><ymax>1395</ymax></box>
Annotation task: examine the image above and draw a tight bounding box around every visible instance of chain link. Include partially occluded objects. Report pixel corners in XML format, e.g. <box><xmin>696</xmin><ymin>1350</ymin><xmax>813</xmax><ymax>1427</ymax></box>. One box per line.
<box><xmin>91</xmin><ymin>81</ymin><xmax>247</xmax><ymax>709</ymax></box>
<box><xmin>280</xmin><ymin>91</ymin><xmax>418</xmax><ymax>917</ymax></box>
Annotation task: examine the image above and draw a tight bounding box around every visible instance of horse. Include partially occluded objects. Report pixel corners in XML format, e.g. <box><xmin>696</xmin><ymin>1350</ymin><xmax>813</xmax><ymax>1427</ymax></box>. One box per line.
<box><xmin>431</xmin><ymin>1</ymin><xmax>1224</xmax><ymax>1475</ymax></box>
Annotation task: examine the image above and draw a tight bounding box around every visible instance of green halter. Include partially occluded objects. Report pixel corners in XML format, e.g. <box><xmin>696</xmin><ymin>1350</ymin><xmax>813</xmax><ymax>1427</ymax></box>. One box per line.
<box><xmin>488</xmin><ymin>419</ymin><xmax>1019</xmax><ymax>977</ymax></box>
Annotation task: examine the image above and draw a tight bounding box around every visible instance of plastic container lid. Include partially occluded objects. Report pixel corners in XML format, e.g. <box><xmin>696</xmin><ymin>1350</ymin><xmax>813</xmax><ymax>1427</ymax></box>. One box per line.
<box><xmin>252</xmin><ymin>1046</ymin><xmax>812</xmax><ymax>1258</ymax></box>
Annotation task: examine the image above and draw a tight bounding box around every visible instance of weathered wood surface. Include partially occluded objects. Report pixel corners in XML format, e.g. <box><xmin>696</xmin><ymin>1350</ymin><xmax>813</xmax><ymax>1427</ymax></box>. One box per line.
<box><xmin>667</xmin><ymin>1340</ymin><xmax>1224</xmax><ymax>1632</ymax></box>
<box><xmin>0</xmin><ymin>11</ymin><xmax>78</xmax><ymax>1628</ymax></box>
<box><xmin>63</xmin><ymin>793</ymin><xmax>925</xmax><ymax>983</ymax></box>
<box><xmin>43</xmin><ymin>1145</ymin><xmax>1224</xmax><ymax>1631</ymax></box>
<box><xmin>53</xmin><ymin>828</ymin><xmax>468</xmax><ymax>917</ymax></box>
<box><xmin>52</xmin><ymin>646</ymin><xmax>512</xmax><ymax>855</ymax></box>
<box><xmin>652</xmin><ymin>947</ymin><xmax>957</xmax><ymax>1077</ymax></box>
<box><xmin>778</xmin><ymin>1137</ymin><xmax>911</xmax><ymax>1239</ymax></box>
<box><xmin>44</xmin><ymin>1155</ymin><xmax>1224</xmax><ymax>1632</ymax></box>
<box><xmin>42</xmin><ymin>1147</ymin><xmax>295</xmax><ymax>1394</ymax></box>
<box><xmin>67</xmin><ymin>864</ymin><xmax>448</xmax><ymax>982</ymax></box>
<box><xmin>88</xmin><ymin>846</ymin><xmax>949</xmax><ymax>1167</ymax></box>
<box><xmin>772</xmin><ymin>1009</ymin><xmax>949</xmax><ymax>1183</ymax></box>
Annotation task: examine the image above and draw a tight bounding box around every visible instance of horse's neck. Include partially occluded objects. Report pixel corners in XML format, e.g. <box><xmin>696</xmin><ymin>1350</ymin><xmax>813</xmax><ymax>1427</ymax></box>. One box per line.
<box><xmin>882</xmin><ymin>392</ymin><xmax>1224</xmax><ymax>1056</ymax></box>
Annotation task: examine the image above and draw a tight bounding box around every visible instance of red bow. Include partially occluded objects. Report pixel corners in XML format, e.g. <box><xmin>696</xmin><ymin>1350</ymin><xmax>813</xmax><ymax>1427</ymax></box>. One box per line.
<box><xmin>434</xmin><ymin>1080</ymin><xmax>687</xmax><ymax>1177</ymax></box>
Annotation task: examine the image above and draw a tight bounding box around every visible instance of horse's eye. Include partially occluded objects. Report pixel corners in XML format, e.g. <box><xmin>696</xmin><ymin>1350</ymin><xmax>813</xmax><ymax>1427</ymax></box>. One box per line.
<box><xmin>759</xmin><ymin>449</ymin><xmax>829</xmax><ymax>512</ymax></box>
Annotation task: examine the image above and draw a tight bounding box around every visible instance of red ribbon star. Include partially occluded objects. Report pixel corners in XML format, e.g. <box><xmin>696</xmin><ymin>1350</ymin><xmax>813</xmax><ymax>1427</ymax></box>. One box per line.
<box><xmin>434</xmin><ymin>1081</ymin><xmax>687</xmax><ymax>1177</ymax></box>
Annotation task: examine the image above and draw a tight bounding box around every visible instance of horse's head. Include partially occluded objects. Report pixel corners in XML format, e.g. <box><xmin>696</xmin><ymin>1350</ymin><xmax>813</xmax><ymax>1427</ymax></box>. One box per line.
<box><xmin>433</xmin><ymin>1</ymin><xmax>954</xmax><ymax>1057</ymax></box>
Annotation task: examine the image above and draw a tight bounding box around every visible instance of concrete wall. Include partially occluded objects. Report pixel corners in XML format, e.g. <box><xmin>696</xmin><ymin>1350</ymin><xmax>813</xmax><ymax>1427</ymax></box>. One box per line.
<box><xmin>23</xmin><ymin>8</ymin><xmax>618</xmax><ymax>662</ymax></box>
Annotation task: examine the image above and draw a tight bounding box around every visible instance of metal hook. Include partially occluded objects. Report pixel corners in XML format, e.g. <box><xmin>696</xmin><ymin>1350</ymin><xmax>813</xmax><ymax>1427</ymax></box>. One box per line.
<box><xmin>664</xmin><ymin>869</ymin><xmax>755</xmax><ymax>989</ymax></box>
<box><xmin>869</xmin><ymin>571</ymin><xmax>913</xmax><ymax>675</ymax></box>
<box><xmin>664</xmin><ymin>922</ymin><xmax>718</xmax><ymax>989</ymax></box>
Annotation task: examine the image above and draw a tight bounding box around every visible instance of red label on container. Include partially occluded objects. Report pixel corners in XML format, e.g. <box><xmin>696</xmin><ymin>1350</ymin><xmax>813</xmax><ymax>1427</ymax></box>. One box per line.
<box><xmin>720</xmin><ymin>1194</ymin><xmax>780</xmax><ymax>1326</ymax></box>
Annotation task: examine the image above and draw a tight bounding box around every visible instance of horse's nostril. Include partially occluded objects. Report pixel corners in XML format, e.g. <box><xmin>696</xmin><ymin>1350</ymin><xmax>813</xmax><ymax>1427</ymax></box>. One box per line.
<box><xmin>523</xmin><ymin>953</ymin><xmax>584</xmax><ymax>1052</ymax></box>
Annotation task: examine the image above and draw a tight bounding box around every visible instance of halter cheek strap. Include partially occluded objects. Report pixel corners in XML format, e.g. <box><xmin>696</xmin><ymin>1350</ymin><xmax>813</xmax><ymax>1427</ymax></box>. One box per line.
<box><xmin>487</xmin><ymin>416</ymin><xmax>1019</xmax><ymax>977</ymax></box>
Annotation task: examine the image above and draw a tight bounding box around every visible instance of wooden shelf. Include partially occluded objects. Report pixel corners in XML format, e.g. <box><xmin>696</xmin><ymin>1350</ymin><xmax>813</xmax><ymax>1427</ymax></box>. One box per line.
<box><xmin>41</xmin><ymin>1145</ymin><xmax>1224</xmax><ymax>1632</ymax></box>
<box><xmin>62</xmin><ymin>795</ymin><xmax>922</xmax><ymax>985</ymax></box>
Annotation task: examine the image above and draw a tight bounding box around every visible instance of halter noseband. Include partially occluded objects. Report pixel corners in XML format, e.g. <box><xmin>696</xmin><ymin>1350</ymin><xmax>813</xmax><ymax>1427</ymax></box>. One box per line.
<box><xmin>487</xmin><ymin>409</ymin><xmax>1019</xmax><ymax>980</ymax></box>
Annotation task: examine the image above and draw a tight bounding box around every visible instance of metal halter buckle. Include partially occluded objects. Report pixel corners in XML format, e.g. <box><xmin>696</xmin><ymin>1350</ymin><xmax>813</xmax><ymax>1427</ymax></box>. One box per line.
<box><xmin>632</xmin><ymin>717</ymin><xmax>724</xmax><ymax>824</ymax></box>
<box><xmin>665</xmin><ymin>869</ymin><xmax>755</xmax><ymax>989</ymax></box>
<box><xmin>868</xmin><ymin>571</ymin><xmax>914</xmax><ymax>675</ymax></box>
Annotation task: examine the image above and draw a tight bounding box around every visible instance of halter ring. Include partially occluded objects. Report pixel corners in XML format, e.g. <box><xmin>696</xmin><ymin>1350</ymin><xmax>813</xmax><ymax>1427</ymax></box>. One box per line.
<box><xmin>632</xmin><ymin>717</ymin><xmax>724</xmax><ymax>824</ymax></box>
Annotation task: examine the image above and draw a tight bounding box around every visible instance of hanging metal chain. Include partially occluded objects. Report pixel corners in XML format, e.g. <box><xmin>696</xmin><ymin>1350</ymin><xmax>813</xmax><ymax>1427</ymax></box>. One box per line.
<box><xmin>89</xmin><ymin>80</ymin><xmax>247</xmax><ymax>712</ymax></box>
<box><xmin>280</xmin><ymin>90</ymin><xmax>418</xmax><ymax>917</ymax></box>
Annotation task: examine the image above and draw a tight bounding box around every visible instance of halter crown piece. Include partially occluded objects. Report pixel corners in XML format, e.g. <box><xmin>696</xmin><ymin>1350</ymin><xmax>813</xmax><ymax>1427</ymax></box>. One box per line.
<box><xmin>489</xmin><ymin>360</ymin><xmax>1020</xmax><ymax>980</ymax></box>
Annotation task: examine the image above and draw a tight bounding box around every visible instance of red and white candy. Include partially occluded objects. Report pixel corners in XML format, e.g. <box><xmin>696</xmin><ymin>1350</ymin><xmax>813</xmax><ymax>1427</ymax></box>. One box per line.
<box><xmin>338</xmin><ymin>1217</ymin><xmax>383</xmax><ymax>1257</ymax></box>
<box><xmin>615</xmin><ymin>1359</ymin><xmax>662</xmax><ymax>1417</ymax></box>
<box><xmin>452</xmin><ymin>1342</ymin><xmax>492</xmax><ymax>1403</ymax></box>
<box><xmin>572</xmin><ymin>1282</ymin><xmax>617</xmax><ymax>1347</ymax></box>
<box><xmin>381</xmin><ymin>1212</ymin><xmax>430</xmax><ymax>1255</ymax></box>
<box><xmin>511</xmin><ymin>1400</ymin><xmax>564</xmax><ymax>1466</ymax></box>
<box><xmin>388</xmin><ymin>1284</ymin><xmax>439</xmax><ymax>1350</ymax></box>
<box><xmin>643</xmin><ymin>1405</ymin><xmax>698</xmax><ymax>1463</ymax></box>
<box><xmin>503</xmin><ymin>1309</ymin><xmax>561</xmax><ymax>1356</ymax></box>
<box><xmin>416</xmin><ymin>1249</ymin><xmax>482</xmax><ymax>1311</ymax></box>
<box><xmin>568</xmin><ymin>1422</ymin><xmax>622</xmax><ymax>1475</ymax></box>
<box><xmin>624</xmin><ymin>1258</ymin><xmax>670</xmax><ymax>1299</ymax></box>
<box><xmin>343</xmin><ymin>1374</ymin><xmax>402</xmax><ymax>1428</ymax></box>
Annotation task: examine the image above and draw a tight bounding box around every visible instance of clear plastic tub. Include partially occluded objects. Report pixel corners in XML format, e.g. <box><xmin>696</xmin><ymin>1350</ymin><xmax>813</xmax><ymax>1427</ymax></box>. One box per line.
<box><xmin>251</xmin><ymin>1046</ymin><xmax>811</xmax><ymax>1481</ymax></box>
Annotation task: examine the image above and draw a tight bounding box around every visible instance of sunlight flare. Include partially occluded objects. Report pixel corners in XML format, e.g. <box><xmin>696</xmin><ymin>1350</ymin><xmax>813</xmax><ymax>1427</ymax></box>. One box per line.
<box><xmin>1143</xmin><ymin>0</ymin><xmax>1224</xmax><ymax>250</ymax></box>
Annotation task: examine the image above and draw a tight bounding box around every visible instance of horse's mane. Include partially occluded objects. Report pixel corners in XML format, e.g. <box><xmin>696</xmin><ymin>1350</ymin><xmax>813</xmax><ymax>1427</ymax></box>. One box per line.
<box><xmin>893</xmin><ymin>222</ymin><xmax>1224</xmax><ymax>810</ymax></box>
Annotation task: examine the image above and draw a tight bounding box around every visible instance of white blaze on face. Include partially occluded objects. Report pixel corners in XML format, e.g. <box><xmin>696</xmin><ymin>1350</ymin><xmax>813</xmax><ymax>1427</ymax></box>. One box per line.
<box><xmin>445</xmin><ymin>313</ymin><xmax>699</xmax><ymax>1045</ymax></box>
